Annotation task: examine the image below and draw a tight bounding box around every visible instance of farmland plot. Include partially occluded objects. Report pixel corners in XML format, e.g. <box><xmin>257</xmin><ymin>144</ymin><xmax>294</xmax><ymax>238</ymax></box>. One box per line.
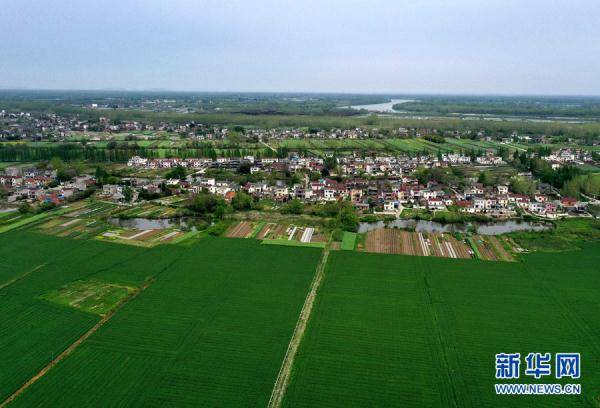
<box><xmin>251</xmin><ymin>222</ymin><xmax>327</xmax><ymax>246</ymax></box>
<box><xmin>284</xmin><ymin>245</ymin><xmax>600</xmax><ymax>407</ymax></box>
<box><xmin>0</xmin><ymin>232</ymin><xmax>165</xmax><ymax>403</ymax></box>
<box><xmin>225</xmin><ymin>221</ymin><xmax>255</xmax><ymax>238</ymax></box>
<box><xmin>364</xmin><ymin>229</ymin><xmax>473</xmax><ymax>259</ymax></box>
<box><xmin>283</xmin><ymin>252</ymin><xmax>451</xmax><ymax>407</ymax></box>
<box><xmin>11</xmin><ymin>238</ymin><xmax>322</xmax><ymax>407</ymax></box>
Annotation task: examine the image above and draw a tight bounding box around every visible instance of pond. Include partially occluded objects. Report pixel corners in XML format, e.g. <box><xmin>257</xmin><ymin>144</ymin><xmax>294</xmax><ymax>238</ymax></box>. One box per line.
<box><xmin>108</xmin><ymin>217</ymin><xmax>196</xmax><ymax>230</ymax></box>
<box><xmin>358</xmin><ymin>219</ymin><xmax>553</xmax><ymax>235</ymax></box>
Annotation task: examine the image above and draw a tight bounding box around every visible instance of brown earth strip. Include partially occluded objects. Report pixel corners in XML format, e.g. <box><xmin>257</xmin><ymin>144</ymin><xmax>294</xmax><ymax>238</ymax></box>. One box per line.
<box><xmin>310</xmin><ymin>232</ymin><xmax>326</xmax><ymax>243</ymax></box>
<box><xmin>226</xmin><ymin>221</ymin><xmax>254</xmax><ymax>238</ymax></box>
<box><xmin>119</xmin><ymin>229</ymin><xmax>142</xmax><ymax>238</ymax></box>
<box><xmin>159</xmin><ymin>231</ymin><xmax>183</xmax><ymax>242</ymax></box>
<box><xmin>472</xmin><ymin>235</ymin><xmax>498</xmax><ymax>261</ymax></box>
<box><xmin>256</xmin><ymin>223</ymin><xmax>274</xmax><ymax>240</ymax></box>
<box><xmin>429</xmin><ymin>233</ymin><xmax>446</xmax><ymax>257</ymax></box>
<box><xmin>488</xmin><ymin>236</ymin><xmax>514</xmax><ymax>261</ymax></box>
<box><xmin>225</xmin><ymin>222</ymin><xmax>243</xmax><ymax>237</ymax></box>
<box><xmin>446</xmin><ymin>236</ymin><xmax>471</xmax><ymax>259</ymax></box>
<box><xmin>136</xmin><ymin>229</ymin><xmax>162</xmax><ymax>242</ymax></box>
<box><xmin>269</xmin><ymin>224</ymin><xmax>287</xmax><ymax>239</ymax></box>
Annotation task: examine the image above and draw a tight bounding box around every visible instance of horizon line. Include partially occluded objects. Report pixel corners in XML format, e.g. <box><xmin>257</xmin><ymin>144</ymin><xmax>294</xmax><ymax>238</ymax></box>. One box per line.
<box><xmin>0</xmin><ymin>88</ymin><xmax>600</xmax><ymax>98</ymax></box>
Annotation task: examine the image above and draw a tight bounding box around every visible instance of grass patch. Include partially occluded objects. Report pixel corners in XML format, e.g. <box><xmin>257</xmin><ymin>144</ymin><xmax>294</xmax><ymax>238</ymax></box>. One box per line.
<box><xmin>466</xmin><ymin>236</ymin><xmax>482</xmax><ymax>259</ymax></box>
<box><xmin>261</xmin><ymin>238</ymin><xmax>326</xmax><ymax>248</ymax></box>
<box><xmin>510</xmin><ymin>218</ymin><xmax>600</xmax><ymax>252</ymax></box>
<box><xmin>40</xmin><ymin>279</ymin><xmax>136</xmax><ymax>316</ymax></box>
<box><xmin>249</xmin><ymin>221</ymin><xmax>266</xmax><ymax>238</ymax></box>
<box><xmin>400</xmin><ymin>207</ymin><xmax>431</xmax><ymax>220</ymax></box>
<box><xmin>340</xmin><ymin>231</ymin><xmax>357</xmax><ymax>250</ymax></box>
<box><xmin>0</xmin><ymin>212</ymin><xmax>53</xmax><ymax>234</ymax></box>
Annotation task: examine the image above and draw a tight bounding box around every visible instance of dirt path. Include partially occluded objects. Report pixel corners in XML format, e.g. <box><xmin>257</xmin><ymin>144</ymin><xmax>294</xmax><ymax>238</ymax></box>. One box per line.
<box><xmin>260</xmin><ymin>140</ymin><xmax>278</xmax><ymax>153</ymax></box>
<box><xmin>0</xmin><ymin>276</ymin><xmax>155</xmax><ymax>408</ymax></box>
<box><xmin>267</xmin><ymin>244</ymin><xmax>330</xmax><ymax>408</ymax></box>
<box><xmin>0</xmin><ymin>264</ymin><xmax>46</xmax><ymax>291</ymax></box>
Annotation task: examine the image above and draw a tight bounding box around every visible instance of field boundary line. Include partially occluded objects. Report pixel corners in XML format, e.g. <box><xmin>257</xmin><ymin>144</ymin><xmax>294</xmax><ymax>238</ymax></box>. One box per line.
<box><xmin>0</xmin><ymin>264</ymin><xmax>46</xmax><ymax>291</ymax></box>
<box><xmin>0</xmin><ymin>275</ymin><xmax>156</xmax><ymax>408</ymax></box>
<box><xmin>267</xmin><ymin>244</ymin><xmax>330</xmax><ymax>408</ymax></box>
<box><xmin>0</xmin><ymin>212</ymin><xmax>53</xmax><ymax>234</ymax></box>
<box><xmin>421</xmin><ymin>274</ymin><xmax>463</xmax><ymax>408</ymax></box>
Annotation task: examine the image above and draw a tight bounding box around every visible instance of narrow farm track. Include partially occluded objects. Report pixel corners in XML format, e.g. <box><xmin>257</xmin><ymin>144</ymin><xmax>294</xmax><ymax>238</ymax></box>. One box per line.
<box><xmin>0</xmin><ymin>264</ymin><xmax>46</xmax><ymax>291</ymax></box>
<box><xmin>267</xmin><ymin>244</ymin><xmax>330</xmax><ymax>408</ymax></box>
<box><xmin>420</xmin><ymin>274</ymin><xmax>464</xmax><ymax>408</ymax></box>
<box><xmin>0</xmin><ymin>259</ymin><xmax>174</xmax><ymax>408</ymax></box>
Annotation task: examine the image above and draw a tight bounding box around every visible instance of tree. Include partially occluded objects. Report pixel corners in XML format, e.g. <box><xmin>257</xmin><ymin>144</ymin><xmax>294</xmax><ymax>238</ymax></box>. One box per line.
<box><xmin>237</xmin><ymin>162</ymin><xmax>252</xmax><ymax>174</ymax></box>
<box><xmin>583</xmin><ymin>174</ymin><xmax>600</xmax><ymax>198</ymax></box>
<box><xmin>478</xmin><ymin>171</ymin><xmax>494</xmax><ymax>187</ymax></box>
<box><xmin>95</xmin><ymin>166</ymin><xmax>108</xmax><ymax>184</ymax></box>
<box><xmin>123</xmin><ymin>186</ymin><xmax>133</xmax><ymax>203</ymax></box>
<box><xmin>18</xmin><ymin>202</ymin><xmax>33</xmax><ymax>214</ymax></box>
<box><xmin>57</xmin><ymin>167</ymin><xmax>77</xmax><ymax>182</ymax></box>
<box><xmin>186</xmin><ymin>192</ymin><xmax>224</xmax><ymax>214</ymax></box>
<box><xmin>166</xmin><ymin>165</ymin><xmax>186</xmax><ymax>180</ymax></box>
<box><xmin>337</xmin><ymin>203</ymin><xmax>359</xmax><ymax>232</ymax></box>
<box><xmin>231</xmin><ymin>191</ymin><xmax>252</xmax><ymax>211</ymax></box>
<box><xmin>510</xmin><ymin>176</ymin><xmax>536</xmax><ymax>195</ymax></box>
<box><xmin>562</xmin><ymin>179</ymin><xmax>581</xmax><ymax>198</ymax></box>
<box><xmin>49</xmin><ymin>157</ymin><xmax>65</xmax><ymax>171</ymax></box>
<box><xmin>281</xmin><ymin>199</ymin><xmax>304</xmax><ymax>215</ymax></box>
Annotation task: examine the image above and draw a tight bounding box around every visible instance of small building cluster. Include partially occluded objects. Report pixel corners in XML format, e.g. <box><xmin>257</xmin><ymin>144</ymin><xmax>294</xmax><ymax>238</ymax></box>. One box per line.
<box><xmin>0</xmin><ymin>166</ymin><xmax>95</xmax><ymax>205</ymax></box>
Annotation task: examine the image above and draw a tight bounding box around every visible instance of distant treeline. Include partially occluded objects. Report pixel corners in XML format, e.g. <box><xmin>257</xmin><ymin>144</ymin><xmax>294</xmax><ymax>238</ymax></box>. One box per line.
<box><xmin>2</xmin><ymin>99</ymin><xmax>600</xmax><ymax>139</ymax></box>
<box><xmin>394</xmin><ymin>96</ymin><xmax>600</xmax><ymax>118</ymax></box>
<box><xmin>0</xmin><ymin>92</ymin><xmax>388</xmax><ymax>117</ymax></box>
<box><xmin>0</xmin><ymin>144</ymin><xmax>282</xmax><ymax>163</ymax></box>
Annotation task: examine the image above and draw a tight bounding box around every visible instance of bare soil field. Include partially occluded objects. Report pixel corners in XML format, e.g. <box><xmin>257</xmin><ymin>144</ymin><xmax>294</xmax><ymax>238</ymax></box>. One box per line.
<box><xmin>364</xmin><ymin>229</ymin><xmax>402</xmax><ymax>254</ymax></box>
<box><xmin>487</xmin><ymin>236</ymin><xmax>515</xmax><ymax>261</ymax></box>
<box><xmin>119</xmin><ymin>229</ymin><xmax>142</xmax><ymax>238</ymax></box>
<box><xmin>363</xmin><ymin>230</ymin><xmax>475</xmax><ymax>260</ymax></box>
<box><xmin>471</xmin><ymin>235</ymin><xmax>499</xmax><ymax>261</ymax></box>
<box><xmin>444</xmin><ymin>235</ymin><xmax>472</xmax><ymax>259</ymax></box>
<box><xmin>310</xmin><ymin>232</ymin><xmax>327</xmax><ymax>243</ymax></box>
<box><xmin>428</xmin><ymin>233</ymin><xmax>448</xmax><ymax>257</ymax></box>
<box><xmin>57</xmin><ymin>224</ymin><xmax>85</xmax><ymax>238</ymax></box>
<box><xmin>268</xmin><ymin>224</ymin><xmax>288</xmax><ymax>239</ymax></box>
<box><xmin>136</xmin><ymin>229</ymin><xmax>162</xmax><ymax>242</ymax></box>
<box><xmin>159</xmin><ymin>231</ymin><xmax>183</xmax><ymax>242</ymax></box>
<box><xmin>256</xmin><ymin>223</ymin><xmax>274</xmax><ymax>239</ymax></box>
<box><xmin>226</xmin><ymin>221</ymin><xmax>254</xmax><ymax>238</ymax></box>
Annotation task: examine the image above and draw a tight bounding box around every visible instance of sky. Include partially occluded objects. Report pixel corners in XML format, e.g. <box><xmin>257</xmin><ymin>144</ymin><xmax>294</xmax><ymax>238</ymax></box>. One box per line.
<box><xmin>1</xmin><ymin>0</ymin><xmax>599</xmax><ymax>95</ymax></box>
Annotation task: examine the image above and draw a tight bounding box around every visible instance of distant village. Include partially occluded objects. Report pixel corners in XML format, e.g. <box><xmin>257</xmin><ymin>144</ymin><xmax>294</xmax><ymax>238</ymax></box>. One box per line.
<box><xmin>1</xmin><ymin>108</ymin><xmax>598</xmax><ymax>219</ymax></box>
<box><xmin>1</xmin><ymin>146</ymin><xmax>595</xmax><ymax>219</ymax></box>
<box><xmin>3</xmin><ymin>108</ymin><xmax>600</xmax><ymax>147</ymax></box>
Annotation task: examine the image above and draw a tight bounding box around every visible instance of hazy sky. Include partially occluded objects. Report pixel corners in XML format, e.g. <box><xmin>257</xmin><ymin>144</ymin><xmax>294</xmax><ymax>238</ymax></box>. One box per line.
<box><xmin>1</xmin><ymin>0</ymin><xmax>599</xmax><ymax>94</ymax></box>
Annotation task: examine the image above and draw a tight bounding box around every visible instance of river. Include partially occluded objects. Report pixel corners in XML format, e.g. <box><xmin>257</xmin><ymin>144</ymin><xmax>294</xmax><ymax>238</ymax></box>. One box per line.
<box><xmin>349</xmin><ymin>98</ymin><xmax>414</xmax><ymax>113</ymax></box>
